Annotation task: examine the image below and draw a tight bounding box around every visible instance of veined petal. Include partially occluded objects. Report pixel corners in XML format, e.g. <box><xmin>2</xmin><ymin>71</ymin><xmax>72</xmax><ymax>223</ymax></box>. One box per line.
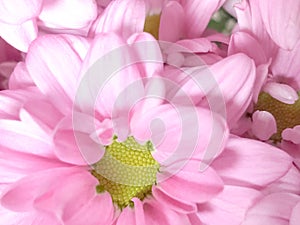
<box><xmin>259</xmin><ymin>0</ymin><xmax>300</xmax><ymax>50</ymax></box>
<box><xmin>39</xmin><ymin>0</ymin><xmax>97</xmax><ymax>29</ymax></box>
<box><xmin>212</xmin><ymin>136</ymin><xmax>293</xmax><ymax>187</ymax></box>
<box><xmin>0</xmin><ymin>0</ymin><xmax>42</xmax><ymax>24</ymax></box>
<box><xmin>26</xmin><ymin>35</ymin><xmax>86</xmax><ymax>115</ymax></box>
<box><xmin>0</xmin><ymin>19</ymin><xmax>38</xmax><ymax>52</ymax></box>
<box><xmin>251</xmin><ymin>110</ymin><xmax>277</xmax><ymax>141</ymax></box>
<box><xmin>90</xmin><ymin>0</ymin><xmax>145</xmax><ymax>38</ymax></box>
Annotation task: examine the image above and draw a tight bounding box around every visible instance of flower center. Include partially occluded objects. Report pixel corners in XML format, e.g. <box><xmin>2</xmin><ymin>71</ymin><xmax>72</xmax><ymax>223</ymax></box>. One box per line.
<box><xmin>254</xmin><ymin>92</ymin><xmax>300</xmax><ymax>142</ymax></box>
<box><xmin>143</xmin><ymin>14</ymin><xmax>161</xmax><ymax>39</ymax></box>
<box><xmin>91</xmin><ymin>136</ymin><xmax>160</xmax><ymax>209</ymax></box>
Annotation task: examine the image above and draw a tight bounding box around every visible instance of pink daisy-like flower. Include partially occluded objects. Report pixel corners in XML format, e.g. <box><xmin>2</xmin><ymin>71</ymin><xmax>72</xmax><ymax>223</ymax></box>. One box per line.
<box><xmin>0</xmin><ymin>31</ymin><xmax>293</xmax><ymax>225</ymax></box>
<box><xmin>227</xmin><ymin>0</ymin><xmax>300</xmax><ymax>150</ymax></box>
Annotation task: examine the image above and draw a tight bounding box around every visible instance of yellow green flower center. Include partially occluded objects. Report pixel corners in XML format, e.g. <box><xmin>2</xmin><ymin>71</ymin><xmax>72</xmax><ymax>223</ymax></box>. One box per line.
<box><xmin>143</xmin><ymin>14</ymin><xmax>161</xmax><ymax>39</ymax></box>
<box><xmin>91</xmin><ymin>136</ymin><xmax>160</xmax><ymax>209</ymax></box>
<box><xmin>255</xmin><ymin>92</ymin><xmax>300</xmax><ymax>142</ymax></box>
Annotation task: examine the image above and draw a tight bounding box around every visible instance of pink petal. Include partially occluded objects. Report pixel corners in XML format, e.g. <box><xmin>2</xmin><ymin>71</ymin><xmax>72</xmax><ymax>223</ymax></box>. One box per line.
<box><xmin>0</xmin><ymin>119</ymin><xmax>54</xmax><ymax>157</ymax></box>
<box><xmin>271</xmin><ymin>39</ymin><xmax>300</xmax><ymax>89</ymax></box>
<box><xmin>262</xmin><ymin>165</ymin><xmax>300</xmax><ymax>195</ymax></box>
<box><xmin>245</xmin><ymin>193</ymin><xmax>300</xmax><ymax>224</ymax></box>
<box><xmin>39</xmin><ymin>0</ymin><xmax>97</xmax><ymax>29</ymax></box>
<box><xmin>182</xmin><ymin>0</ymin><xmax>223</xmax><ymax>38</ymax></box>
<box><xmin>252</xmin><ymin>63</ymin><xmax>270</xmax><ymax>103</ymax></box>
<box><xmin>251</xmin><ymin>110</ymin><xmax>277</xmax><ymax>141</ymax></box>
<box><xmin>157</xmin><ymin>160</ymin><xmax>223</xmax><ymax>204</ymax></box>
<box><xmin>0</xmin><ymin>0</ymin><xmax>42</xmax><ymax>24</ymax></box>
<box><xmin>132</xmin><ymin>198</ymin><xmax>146</xmax><ymax>225</ymax></box>
<box><xmin>0</xmin><ymin>147</ymin><xmax>66</xmax><ymax>183</ymax></box>
<box><xmin>159</xmin><ymin>1</ymin><xmax>184</xmax><ymax>42</ymax></box>
<box><xmin>1</xmin><ymin>167</ymin><xmax>79</xmax><ymax>211</ymax></box>
<box><xmin>26</xmin><ymin>35</ymin><xmax>85</xmax><ymax>115</ymax></box>
<box><xmin>229</xmin><ymin>32</ymin><xmax>267</xmax><ymax>65</ymax></box>
<box><xmin>53</xmin><ymin>115</ymin><xmax>105</xmax><ymax>165</ymax></box>
<box><xmin>291</xmin><ymin>202</ymin><xmax>300</xmax><ymax>225</ymax></box>
<box><xmin>212</xmin><ymin>136</ymin><xmax>293</xmax><ymax>187</ymax></box>
<box><xmin>152</xmin><ymin>186</ymin><xmax>197</xmax><ymax>214</ymax></box>
<box><xmin>197</xmin><ymin>185</ymin><xmax>262</xmax><ymax>225</ymax></box>
<box><xmin>90</xmin><ymin>0</ymin><xmax>145</xmax><ymax>38</ymax></box>
<box><xmin>281</xmin><ymin>141</ymin><xmax>300</xmax><ymax>169</ymax></box>
<box><xmin>9</xmin><ymin>62</ymin><xmax>35</xmax><ymax>89</ymax></box>
<box><xmin>117</xmin><ymin>207</ymin><xmax>136</xmax><ymax>225</ymax></box>
<box><xmin>259</xmin><ymin>0</ymin><xmax>300</xmax><ymax>50</ymax></box>
<box><xmin>282</xmin><ymin>125</ymin><xmax>300</xmax><ymax>144</ymax></box>
<box><xmin>223</xmin><ymin>0</ymin><xmax>240</xmax><ymax>17</ymax></box>
<box><xmin>0</xmin><ymin>19</ymin><xmax>38</xmax><ymax>52</ymax></box>
<box><xmin>263</xmin><ymin>82</ymin><xmax>298</xmax><ymax>104</ymax></box>
<box><xmin>65</xmin><ymin>193</ymin><xmax>114</xmax><ymax>225</ymax></box>
<box><xmin>143</xmin><ymin>200</ymin><xmax>190</xmax><ymax>225</ymax></box>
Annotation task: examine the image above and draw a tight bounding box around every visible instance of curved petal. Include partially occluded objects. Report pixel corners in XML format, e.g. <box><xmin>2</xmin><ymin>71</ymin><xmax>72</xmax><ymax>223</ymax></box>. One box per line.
<box><xmin>291</xmin><ymin>202</ymin><xmax>300</xmax><ymax>225</ymax></box>
<box><xmin>0</xmin><ymin>19</ymin><xmax>38</xmax><ymax>52</ymax></box>
<box><xmin>251</xmin><ymin>110</ymin><xmax>277</xmax><ymax>141</ymax></box>
<box><xmin>282</xmin><ymin>125</ymin><xmax>300</xmax><ymax>144</ymax></box>
<box><xmin>259</xmin><ymin>0</ymin><xmax>300</xmax><ymax>50</ymax></box>
<box><xmin>263</xmin><ymin>82</ymin><xmax>298</xmax><ymax>104</ymax></box>
<box><xmin>0</xmin><ymin>0</ymin><xmax>42</xmax><ymax>24</ymax></box>
<box><xmin>212</xmin><ymin>136</ymin><xmax>293</xmax><ymax>187</ymax></box>
<box><xmin>26</xmin><ymin>35</ymin><xmax>86</xmax><ymax>115</ymax></box>
<box><xmin>90</xmin><ymin>0</ymin><xmax>145</xmax><ymax>38</ymax></box>
<box><xmin>9</xmin><ymin>62</ymin><xmax>35</xmax><ymax>89</ymax></box>
<box><xmin>197</xmin><ymin>185</ymin><xmax>262</xmax><ymax>225</ymax></box>
<box><xmin>159</xmin><ymin>1</ymin><xmax>184</xmax><ymax>42</ymax></box>
<box><xmin>39</xmin><ymin>0</ymin><xmax>97</xmax><ymax>29</ymax></box>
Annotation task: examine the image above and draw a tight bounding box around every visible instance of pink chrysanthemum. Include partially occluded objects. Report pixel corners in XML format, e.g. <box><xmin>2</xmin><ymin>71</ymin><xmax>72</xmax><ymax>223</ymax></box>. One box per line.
<box><xmin>0</xmin><ymin>32</ymin><xmax>293</xmax><ymax>224</ymax></box>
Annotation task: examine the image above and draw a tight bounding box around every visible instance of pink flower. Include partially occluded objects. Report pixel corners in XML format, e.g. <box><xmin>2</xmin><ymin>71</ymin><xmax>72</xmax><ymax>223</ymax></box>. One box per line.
<box><xmin>0</xmin><ymin>0</ymin><xmax>98</xmax><ymax>52</ymax></box>
<box><xmin>0</xmin><ymin>32</ymin><xmax>293</xmax><ymax>224</ymax></box>
<box><xmin>228</xmin><ymin>0</ymin><xmax>300</xmax><ymax>148</ymax></box>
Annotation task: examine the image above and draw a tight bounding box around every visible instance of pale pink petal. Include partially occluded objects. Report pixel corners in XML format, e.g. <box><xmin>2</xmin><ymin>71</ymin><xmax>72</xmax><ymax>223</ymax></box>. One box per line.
<box><xmin>0</xmin><ymin>19</ymin><xmax>38</xmax><ymax>52</ymax></box>
<box><xmin>252</xmin><ymin>63</ymin><xmax>270</xmax><ymax>103</ymax></box>
<box><xmin>127</xmin><ymin>32</ymin><xmax>163</xmax><ymax>78</ymax></box>
<box><xmin>197</xmin><ymin>185</ymin><xmax>262</xmax><ymax>225</ymax></box>
<box><xmin>262</xmin><ymin>165</ymin><xmax>300</xmax><ymax>195</ymax></box>
<box><xmin>290</xmin><ymin>202</ymin><xmax>300</xmax><ymax>225</ymax></box>
<box><xmin>39</xmin><ymin>0</ymin><xmax>97</xmax><ymax>29</ymax></box>
<box><xmin>143</xmin><ymin>200</ymin><xmax>191</xmax><ymax>225</ymax></box>
<box><xmin>157</xmin><ymin>160</ymin><xmax>223</xmax><ymax>204</ymax></box>
<box><xmin>9</xmin><ymin>62</ymin><xmax>35</xmax><ymax>89</ymax></box>
<box><xmin>223</xmin><ymin>0</ymin><xmax>240</xmax><ymax>17</ymax></box>
<box><xmin>281</xmin><ymin>141</ymin><xmax>300</xmax><ymax>169</ymax></box>
<box><xmin>1</xmin><ymin>167</ymin><xmax>79</xmax><ymax>211</ymax></box>
<box><xmin>259</xmin><ymin>0</ymin><xmax>300</xmax><ymax>50</ymax></box>
<box><xmin>251</xmin><ymin>110</ymin><xmax>277</xmax><ymax>141</ymax></box>
<box><xmin>53</xmin><ymin>115</ymin><xmax>105</xmax><ymax>165</ymax></box>
<box><xmin>263</xmin><ymin>82</ymin><xmax>298</xmax><ymax>104</ymax></box>
<box><xmin>79</xmin><ymin>33</ymin><xmax>144</xmax><ymax>130</ymax></box>
<box><xmin>282</xmin><ymin>126</ymin><xmax>300</xmax><ymax>144</ymax></box>
<box><xmin>90</xmin><ymin>0</ymin><xmax>145</xmax><ymax>38</ymax></box>
<box><xmin>132</xmin><ymin>198</ymin><xmax>146</xmax><ymax>225</ymax></box>
<box><xmin>271</xmin><ymin>39</ymin><xmax>300</xmax><ymax>89</ymax></box>
<box><xmin>159</xmin><ymin>1</ymin><xmax>184</xmax><ymax>42</ymax></box>
<box><xmin>0</xmin><ymin>206</ymin><xmax>62</xmax><ymax>225</ymax></box>
<box><xmin>65</xmin><ymin>193</ymin><xmax>114</xmax><ymax>225</ymax></box>
<box><xmin>235</xmin><ymin>0</ymin><xmax>277</xmax><ymax>58</ymax></box>
<box><xmin>26</xmin><ymin>35</ymin><xmax>85</xmax><ymax>115</ymax></box>
<box><xmin>0</xmin><ymin>0</ymin><xmax>42</xmax><ymax>24</ymax></box>
<box><xmin>212</xmin><ymin>136</ymin><xmax>293</xmax><ymax>187</ymax></box>
<box><xmin>0</xmin><ymin>147</ymin><xmax>66</xmax><ymax>183</ymax></box>
<box><xmin>152</xmin><ymin>187</ymin><xmax>197</xmax><ymax>214</ymax></box>
<box><xmin>182</xmin><ymin>0</ymin><xmax>223</xmax><ymax>38</ymax></box>
<box><xmin>229</xmin><ymin>32</ymin><xmax>267</xmax><ymax>65</ymax></box>
<box><xmin>117</xmin><ymin>207</ymin><xmax>136</xmax><ymax>225</ymax></box>
<box><xmin>244</xmin><ymin>193</ymin><xmax>300</xmax><ymax>225</ymax></box>
<box><xmin>0</xmin><ymin>119</ymin><xmax>54</xmax><ymax>158</ymax></box>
